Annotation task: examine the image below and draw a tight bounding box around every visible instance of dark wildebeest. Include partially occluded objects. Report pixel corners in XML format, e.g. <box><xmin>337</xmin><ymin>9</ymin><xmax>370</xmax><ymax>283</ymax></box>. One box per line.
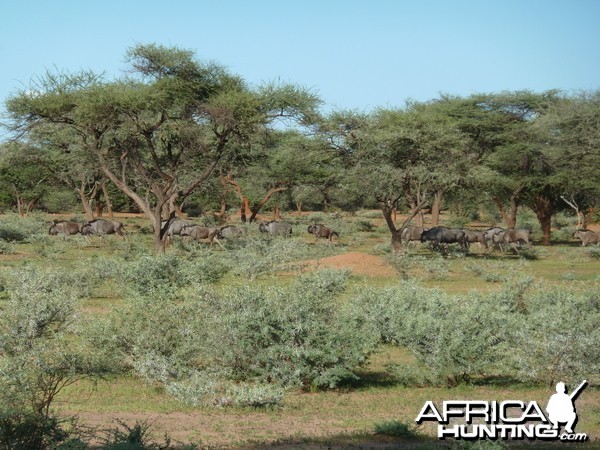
<box><xmin>81</xmin><ymin>219</ymin><xmax>126</xmax><ymax>239</ymax></box>
<box><xmin>307</xmin><ymin>224</ymin><xmax>339</xmax><ymax>242</ymax></box>
<box><xmin>49</xmin><ymin>221</ymin><xmax>83</xmax><ymax>236</ymax></box>
<box><xmin>573</xmin><ymin>230</ymin><xmax>600</xmax><ymax>247</ymax></box>
<box><xmin>219</xmin><ymin>225</ymin><xmax>247</xmax><ymax>239</ymax></box>
<box><xmin>421</xmin><ymin>227</ymin><xmax>467</xmax><ymax>251</ymax></box>
<box><xmin>259</xmin><ymin>221</ymin><xmax>292</xmax><ymax>236</ymax></box>
<box><xmin>180</xmin><ymin>225</ymin><xmax>224</xmax><ymax>248</ymax></box>
<box><xmin>463</xmin><ymin>229</ymin><xmax>488</xmax><ymax>249</ymax></box>
<box><xmin>160</xmin><ymin>219</ymin><xmax>190</xmax><ymax>240</ymax></box>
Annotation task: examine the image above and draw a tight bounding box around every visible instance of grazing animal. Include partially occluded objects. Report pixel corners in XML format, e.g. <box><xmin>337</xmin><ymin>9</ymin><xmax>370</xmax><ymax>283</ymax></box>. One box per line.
<box><xmin>502</xmin><ymin>228</ymin><xmax>531</xmax><ymax>247</ymax></box>
<box><xmin>484</xmin><ymin>227</ymin><xmax>505</xmax><ymax>249</ymax></box>
<box><xmin>421</xmin><ymin>226</ymin><xmax>467</xmax><ymax>250</ymax></box>
<box><xmin>180</xmin><ymin>225</ymin><xmax>224</xmax><ymax>247</ymax></box>
<box><xmin>219</xmin><ymin>225</ymin><xmax>247</xmax><ymax>239</ymax></box>
<box><xmin>463</xmin><ymin>229</ymin><xmax>488</xmax><ymax>249</ymax></box>
<box><xmin>81</xmin><ymin>219</ymin><xmax>126</xmax><ymax>239</ymax></box>
<box><xmin>259</xmin><ymin>221</ymin><xmax>292</xmax><ymax>236</ymax></box>
<box><xmin>401</xmin><ymin>225</ymin><xmax>427</xmax><ymax>245</ymax></box>
<box><xmin>573</xmin><ymin>230</ymin><xmax>600</xmax><ymax>247</ymax></box>
<box><xmin>160</xmin><ymin>219</ymin><xmax>190</xmax><ymax>239</ymax></box>
<box><xmin>49</xmin><ymin>221</ymin><xmax>83</xmax><ymax>236</ymax></box>
<box><xmin>307</xmin><ymin>224</ymin><xmax>339</xmax><ymax>242</ymax></box>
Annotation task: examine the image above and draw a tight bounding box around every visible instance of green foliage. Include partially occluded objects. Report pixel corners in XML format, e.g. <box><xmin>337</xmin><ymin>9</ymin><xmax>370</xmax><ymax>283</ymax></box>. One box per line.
<box><xmin>0</xmin><ymin>212</ymin><xmax>49</xmax><ymax>242</ymax></box>
<box><xmin>109</xmin><ymin>269</ymin><xmax>378</xmax><ymax>406</ymax></box>
<box><xmin>121</xmin><ymin>252</ymin><xmax>229</xmax><ymax>296</ymax></box>
<box><xmin>511</xmin><ymin>285</ymin><xmax>600</xmax><ymax>386</ymax></box>
<box><xmin>99</xmin><ymin>418</ymin><xmax>179</xmax><ymax>450</ymax></box>
<box><xmin>358</xmin><ymin>279</ymin><xmax>600</xmax><ymax>386</ymax></box>
<box><xmin>0</xmin><ymin>266</ymin><xmax>115</xmax><ymax>449</ymax></box>
<box><xmin>373</xmin><ymin>419</ymin><xmax>419</xmax><ymax>438</ymax></box>
<box><xmin>0</xmin><ymin>239</ymin><xmax>15</xmax><ymax>254</ymax></box>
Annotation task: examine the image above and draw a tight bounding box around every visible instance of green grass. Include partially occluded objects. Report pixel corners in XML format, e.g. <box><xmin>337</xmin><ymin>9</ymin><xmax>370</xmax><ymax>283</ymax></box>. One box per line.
<box><xmin>1</xmin><ymin>212</ymin><xmax>599</xmax><ymax>448</ymax></box>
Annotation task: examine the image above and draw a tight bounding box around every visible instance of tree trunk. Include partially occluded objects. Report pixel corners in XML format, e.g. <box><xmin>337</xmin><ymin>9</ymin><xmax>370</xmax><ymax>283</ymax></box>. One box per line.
<box><xmin>101</xmin><ymin>180</ymin><xmax>114</xmax><ymax>218</ymax></box>
<box><xmin>531</xmin><ymin>196</ymin><xmax>555</xmax><ymax>246</ymax></box>
<box><xmin>240</xmin><ymin>197</ymin><xmax>250</xmax><ymax>223</ymax></box>
<box><xmin>408</xmin><ymin>200</ymin><xmax>424</xmax><ymax>227</ymax></box>
<box><xmin>431</xmin><ymin>190</ymin><xmax>443</xmax><ymax>227</ymax></box>
<box><xmin>77</xmin><ymin>188</ymin><xmax>95</xmax><ymax>221</ymax></box>
<box><xmin>14</xmin><ymin>189</ymin><xmax>25</xmax><ymax>217</ymax></box>
<box><xmin>273</xmin><ymin>206</ymin><xmax>281</xmax><ymax>220</ymax></box>
<box><xmin>493</xmin><ymin>196</ymin><xmax>517</xmax><ymax>228</ymax></box>
<box><xmin>248</xmin><ymin>186</ymin><xmax>288</xmax><ymax>223</ymax></box>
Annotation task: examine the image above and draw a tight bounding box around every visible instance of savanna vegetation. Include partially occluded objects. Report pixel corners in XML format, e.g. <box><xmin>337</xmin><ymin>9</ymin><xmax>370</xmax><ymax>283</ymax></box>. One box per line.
<box><xmin>0</xmin><ymin>44</ymin><xmax>599</xmax><ymax>448</ymax></box>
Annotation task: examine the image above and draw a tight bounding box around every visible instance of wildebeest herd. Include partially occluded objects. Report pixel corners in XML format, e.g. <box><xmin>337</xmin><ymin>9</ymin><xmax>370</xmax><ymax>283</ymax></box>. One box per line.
<box><xmin>48</xmin><ymin>217</ymin><xmax>599</xmax><ymax>253</ymax></box>
<box><xmin>395</xmin><ymin>225</ymin><xmax>532</xmax><ymax>254</ymax></box>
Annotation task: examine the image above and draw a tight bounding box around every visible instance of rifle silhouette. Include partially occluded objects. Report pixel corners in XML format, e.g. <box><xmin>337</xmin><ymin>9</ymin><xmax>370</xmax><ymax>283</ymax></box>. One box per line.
<box><xmin>570</xmin><ymin>380</ymin><xmax>587</xmax><ymax>401</ymax></box>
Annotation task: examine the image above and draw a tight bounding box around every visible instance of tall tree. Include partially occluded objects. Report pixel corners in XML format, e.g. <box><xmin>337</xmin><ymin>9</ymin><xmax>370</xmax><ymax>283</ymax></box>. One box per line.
<box><xmin>0</xmin><ymin>142</ymin><xmax>51</xmax><ymax>216</ymax></box>
<box><xmin>5</xmin><ymin>44</ymin><xmax>320</xmax><ymax>251</ymax></box>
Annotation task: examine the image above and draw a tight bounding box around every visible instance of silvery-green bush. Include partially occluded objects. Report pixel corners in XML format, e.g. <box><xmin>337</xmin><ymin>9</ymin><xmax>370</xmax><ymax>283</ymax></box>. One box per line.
<box><xmin>0</xmin><ymin>266</ymin><xmax>115</xmax><ymax>448</ymax></box>
<box><xmin>510</xmin><ymin>285</ymin><xmax>600</xmax><ymax>386</ymax></box>
<box><xmin>110</xmin><ymin>269</ymin><xmax>379</xmax><ymax>405</ymax></box>
<box><xmin>354</xmin><ymin>281</ymin><xmax>518</xmax><ymax>385</ymax></box>
<box><xmin>355</xmin><ymin>278</ymin><xmax>600</xmax><ymax>387</ymax></box>
<box><xmin>121</xmin><ymin>252</ymin><xmax>230</xmax><ymax>297</ymax></box>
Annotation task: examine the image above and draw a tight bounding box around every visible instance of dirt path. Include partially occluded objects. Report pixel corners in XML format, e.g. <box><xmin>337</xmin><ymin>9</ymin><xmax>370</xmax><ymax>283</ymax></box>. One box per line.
<box><xmin>299</xmin><ymin>252</ymin><xmax>397</xmax><ymax>277</ymax></box>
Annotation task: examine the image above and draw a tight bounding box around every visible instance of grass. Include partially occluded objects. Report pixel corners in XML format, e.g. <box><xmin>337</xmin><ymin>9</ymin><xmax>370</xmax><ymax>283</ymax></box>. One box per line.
<box><xmin>1</xmin><ymin>211</ymin><xmax>599</xmax><ymax>448</ymax></box>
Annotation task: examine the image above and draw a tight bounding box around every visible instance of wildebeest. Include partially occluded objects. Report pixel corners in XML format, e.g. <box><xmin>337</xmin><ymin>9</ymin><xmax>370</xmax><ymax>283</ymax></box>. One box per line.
<box><xmin>573</xmin><ymin>230</ymin><xmax>600</xmax><ymax>247</ymax></box>
<box><xmin>81</xmin><ymin>219</ymin><xmax>126</xmax><ymax>239</ymax></box>
<box><xmin>463</xmin><ymin>229</ymin><xmax>488</xmax><ymax>249</ymax></box>
<box><xmin>421</xmin><ymin>227</ymin><xmax>467</xmax><ymax>250</ymax></box>
<box><xmin>49</xmin><ymin>221</ymin><xmax>83</xmax><ymax>236</ymax></box>
<box><xmin>307</xmin><ymin>224</ymin><xmax>339</xmax><ymax>242</ymax></box>
<box><xmin>401</xmin><ymin>225</ymin><xmax>427</xmax><ymax>245</ymax></box>
<box><xmin>160</xmin><ymin>219</ymin><xmax>190</xmax><ymax>239</ymax></box>
<box><xmin>180</xmin><ymin>225</ymin><xmax>224</xmax><ymax>247</ymax></box>
<box><xmin>259</xmin><ymin>221</ymin><xmax>292</xmax><ymax>236</ymax></box>
<box><xmin>484</xmin><ymin>227</ymin><xmax>505</xmax><ymax>249</ymax></box>
<box><xmin>502</xmin><ymin>228</ymin><xmax>531</xmax><ymax>247</ymax></box>
<box><xmin>490</xmin><ymin>228</ymin><xmax>531</xmax><ymax>253</ymax></box>
<box><xmin>219</xmin><ymin>225</ymin><xmax>247</xmax><ymax>239</ymax></box>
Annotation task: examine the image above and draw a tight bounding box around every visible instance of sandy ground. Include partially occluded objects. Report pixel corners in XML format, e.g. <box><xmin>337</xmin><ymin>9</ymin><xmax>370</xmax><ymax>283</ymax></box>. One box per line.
<box><xmin>298</xmin><ymin>251</ymin><xmax>397</xmax><ymax>277</ymax></box>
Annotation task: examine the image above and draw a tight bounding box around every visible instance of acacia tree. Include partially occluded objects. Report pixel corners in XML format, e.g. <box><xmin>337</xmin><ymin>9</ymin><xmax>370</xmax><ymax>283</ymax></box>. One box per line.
<box><xmin>5</xmin><ymin>44</ymin><xmax>320</xmax><ymax>251</ymax></box>
<box><xmin>369</xmin><ymin>103</ymin><xmax>468</xmax><ymax>227</ymax></box>
<box><xmin>534</xmin><ymin>90</ymin><xmax>600</xmax><ymax>230</ymax></box>
<box><xmin>0</xmin><ymin>142</ymin><xmax>51</xmax><ymax>216</ymax></box>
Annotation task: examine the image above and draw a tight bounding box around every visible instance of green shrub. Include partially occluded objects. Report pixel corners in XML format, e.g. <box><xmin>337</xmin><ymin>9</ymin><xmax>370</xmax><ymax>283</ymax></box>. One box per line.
<box><xmin>0</xmin><ymin>239</ymin><xmax>15</xmax><ymax>254</ymax></box>
<box><xmin>121</xmin><ymin>252</ymin><xmax>229</xmax><ymax>296</ymax></box>
<box><xmin>0</xmin><ymin>266</ymin><xmax>114</xmax><ymax>449</ymax></box>
<box><xmin>511</xmin><ymin>285</ymin><xmax>600</xmax><ymax>386</ymax></box>
<box><xmin>373</xmin><ymin>419</ymin><xmax>419</xmax><ymax>438</ymax></box>
<box><xmin>0</xmin><ymin>213</ymin><xmax>49</xmax><ymax>242</ymax></box>
<box><xmin>112</xmin><ymin>269</ymin><xmax>379</xmax><ymax>405</ymax></box>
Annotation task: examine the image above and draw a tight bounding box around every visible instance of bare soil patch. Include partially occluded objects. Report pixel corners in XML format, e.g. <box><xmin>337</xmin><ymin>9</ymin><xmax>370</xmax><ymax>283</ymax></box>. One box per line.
<box><xmin>299</xmin><ymin>251</ymin><xmax>397</xmax><ymax>277</ymax></box>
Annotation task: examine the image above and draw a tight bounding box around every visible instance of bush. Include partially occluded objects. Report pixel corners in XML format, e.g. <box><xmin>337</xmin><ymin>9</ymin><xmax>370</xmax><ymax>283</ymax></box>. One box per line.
<box><xmin>111</xmin><ymin>269</ymin><xmax>379</xmax><ymax>405</ymax></box>
<box><xmin>373</xmin><ymin>420</ymin><xmax>419</xmax><ymax>438</ymax></box>
<box><xmin>0</xmin><ymin>266</ymin><xmax>115</xmax><ymax>449</ymax></box>
<box><xmin>356</xmin><ymin>278</ymin><xmax>600</xmax><ymax>387</ymax></box>
<box><xmin>511</xmin><ymin>285</ymin><xmax>600</xmax><ymax>386</ymax></box>
<box><xmin>0</xmin><ymin>212</ymin><xmax>49</xmax><ymax>242</ymax></box>
<box><xmin>121</xmin><ymin>252</ymin><xmax>229</xmax><ymax>296</ymax></box>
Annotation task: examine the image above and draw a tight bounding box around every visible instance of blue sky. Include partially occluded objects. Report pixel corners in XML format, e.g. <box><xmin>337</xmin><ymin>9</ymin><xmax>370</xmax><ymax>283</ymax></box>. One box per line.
<box><xmin>1</xmin><ymin>0</ymin><xmax>599</xmax><ymax>116</ymax></box>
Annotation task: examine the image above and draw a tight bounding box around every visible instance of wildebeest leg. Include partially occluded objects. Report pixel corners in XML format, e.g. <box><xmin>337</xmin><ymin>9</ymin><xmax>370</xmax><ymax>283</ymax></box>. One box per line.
<box><xmin>209</xmin><ymin>231</ymin><xmax>225</xmax><ymax>249</ymax></box>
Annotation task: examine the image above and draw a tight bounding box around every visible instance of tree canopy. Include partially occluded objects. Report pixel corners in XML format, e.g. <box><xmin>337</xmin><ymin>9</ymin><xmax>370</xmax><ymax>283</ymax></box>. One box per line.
<box><xmin>3</xmin><ymin>44</ymin><xmax>600</xmax><ymax>247</ymax></box>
